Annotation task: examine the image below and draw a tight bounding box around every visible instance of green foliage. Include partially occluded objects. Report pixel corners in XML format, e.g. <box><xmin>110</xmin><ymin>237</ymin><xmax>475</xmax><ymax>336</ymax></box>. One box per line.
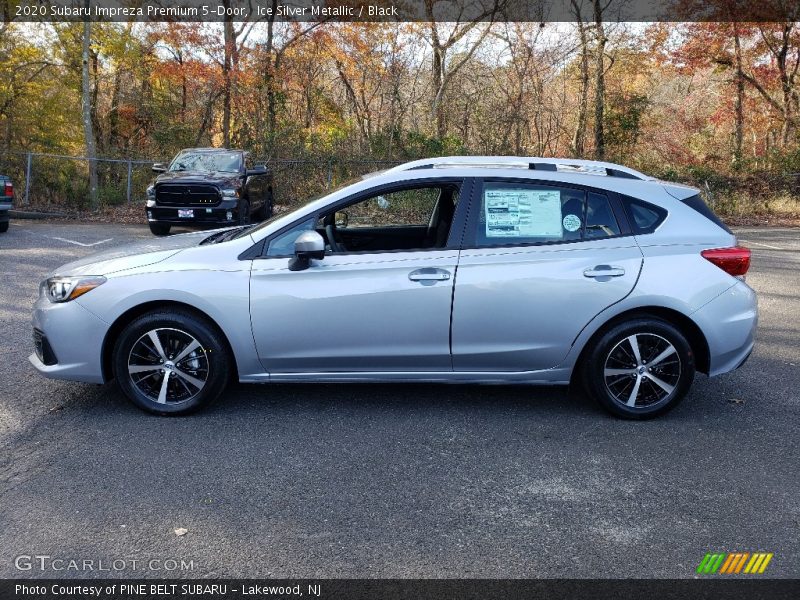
<box><xmin>604</xmin><ymin>93</ymin><xmax>649</xmax><ymax>151</ymax></box>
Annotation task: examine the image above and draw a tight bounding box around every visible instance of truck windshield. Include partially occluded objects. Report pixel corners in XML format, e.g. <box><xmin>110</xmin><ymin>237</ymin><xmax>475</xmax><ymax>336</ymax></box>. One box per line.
<box><xmin>169</xmin><ymin>152</ymin><xmax>242</xmax><ymax>173</ymax></box>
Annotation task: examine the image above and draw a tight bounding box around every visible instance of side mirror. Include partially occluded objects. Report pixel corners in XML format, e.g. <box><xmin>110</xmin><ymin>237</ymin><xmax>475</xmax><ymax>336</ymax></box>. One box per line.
<box><xmin>246</xmin><ymin>165</ymin><xmax>268</xmax><ymax>177</ymax></box>
<box><xmin>335</xmin><ymin>211</ymin><xmax>349</xmax><ymax>228</ymax></box>
<box><xmin>152</xmin><ymin>163</ymin><xmax>167</xmax><ymax>173</ymax></box>
<box><xmin>288</xmin><ymin>231</ymin><xmax>325</xmax><ymax>272</ymax></box>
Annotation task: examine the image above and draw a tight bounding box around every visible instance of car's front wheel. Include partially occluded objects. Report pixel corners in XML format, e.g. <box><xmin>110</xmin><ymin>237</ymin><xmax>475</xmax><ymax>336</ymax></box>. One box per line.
<box><xmin>582</xmin><ymin>318</ymin><xmax>695</xmax><ymax>419</ymax></box>
<box><xmin>113</xmin><ymin>310</ymin><xmax>230</xmax><ymax>415</ymax></box>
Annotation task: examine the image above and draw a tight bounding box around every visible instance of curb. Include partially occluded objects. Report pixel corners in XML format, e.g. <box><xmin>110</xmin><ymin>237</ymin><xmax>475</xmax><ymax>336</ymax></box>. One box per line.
<box><xmin>9</xmin><ymin>209</ymin><xmax>73</xmax><ymax>220</ymax></box>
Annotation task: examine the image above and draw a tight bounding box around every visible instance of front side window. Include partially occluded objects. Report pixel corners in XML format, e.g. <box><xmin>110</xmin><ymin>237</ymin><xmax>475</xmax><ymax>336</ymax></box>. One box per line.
<box><xmin>265</xmin><ymin>218</ymin><xmax>315</xmax><ymax>257</ymax></box>
<box><xmin>320</xmin><ymin>183</ymin><xmax>460</xmax><ymax>253</ymax></box>
<box><xmin>473</xmin><ymin>182</ymin><xmax>620</xmax><ymax>247</ymax></box>
<box><xmin>340</xmin><ymin>187</ymin><xmax>441</xmax><ymax>228</ymax></box>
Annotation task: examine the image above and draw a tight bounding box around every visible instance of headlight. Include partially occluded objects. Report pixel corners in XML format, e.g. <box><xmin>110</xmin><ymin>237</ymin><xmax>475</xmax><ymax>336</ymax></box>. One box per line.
<box><xmin>146</xmin><ymin>185</ymin><xmax>155</xmax><ymax>200</ymax></box>
<box><xmin>220</xmin><ymin>188</ymin><xmax>239</xmax><ymax>198</ymax></box>
<box><xmin>42</xmin><ymin>276</ymin><xmax>106</xmax><ymax>303</ymax></box>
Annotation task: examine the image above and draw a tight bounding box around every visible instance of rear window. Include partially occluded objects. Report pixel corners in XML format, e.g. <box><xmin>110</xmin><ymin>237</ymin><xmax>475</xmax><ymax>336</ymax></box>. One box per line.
<box><xmin>682</xmin><ymin>194</ymin><xmax>732</xmax><ymax>234</ymax></box>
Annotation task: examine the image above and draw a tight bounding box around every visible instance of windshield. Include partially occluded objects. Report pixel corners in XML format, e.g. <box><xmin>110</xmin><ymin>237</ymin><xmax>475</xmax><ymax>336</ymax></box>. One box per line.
<box><xmin>169</xmin><ymin>151</ymin><xmax>242</xmax><ymax>173</ymax></box>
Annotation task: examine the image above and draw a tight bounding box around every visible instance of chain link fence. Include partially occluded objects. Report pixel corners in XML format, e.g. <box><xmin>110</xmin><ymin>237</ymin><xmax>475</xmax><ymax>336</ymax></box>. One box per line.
<box><xmin>1</xmin><ymin>150</ymin><xmax>797</xmax><ymax>219</ymax></box>
<box><xmin>0</xmin><ymin>151</ymin><xmax>401</xmax><ymax>213</ymax></box>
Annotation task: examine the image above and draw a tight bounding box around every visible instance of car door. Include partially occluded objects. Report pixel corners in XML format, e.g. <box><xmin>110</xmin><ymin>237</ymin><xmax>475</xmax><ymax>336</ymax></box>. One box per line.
<box><xmin>451</xmin><ymin>178</ymin><xmax>643</xmax><ymax>372</ymax></box>
<box><xmin>249</xmin><ymin>179</ymin><xmax>468</xmax><ymax>374</ymax></box>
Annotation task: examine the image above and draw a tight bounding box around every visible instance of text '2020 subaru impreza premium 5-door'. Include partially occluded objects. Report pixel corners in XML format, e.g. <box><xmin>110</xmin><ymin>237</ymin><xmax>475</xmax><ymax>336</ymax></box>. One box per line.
<box><xmin>31</xmin><ymin>157</ymin><xmax>756</xmax><ymax>418</ymax></box>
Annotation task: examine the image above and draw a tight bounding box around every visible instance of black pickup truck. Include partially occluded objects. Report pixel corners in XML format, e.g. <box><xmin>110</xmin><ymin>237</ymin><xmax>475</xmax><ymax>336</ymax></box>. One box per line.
<box><xmin>0</xmin><ymin>175</ymin><xmax>13</xmax><ymax>233</ymax></box>
<box><xmin>145</xmin><ymin>148</ymin><xmax>273</xmax><ymax>236</ymax></box>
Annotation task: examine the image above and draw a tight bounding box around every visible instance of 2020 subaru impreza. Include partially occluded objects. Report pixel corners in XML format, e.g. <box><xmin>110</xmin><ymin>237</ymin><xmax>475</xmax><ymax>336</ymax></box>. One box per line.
<box><xmin>31</xmin><ymin>157</ymin><xmax>756</xmax><ymax>418</ymax></box>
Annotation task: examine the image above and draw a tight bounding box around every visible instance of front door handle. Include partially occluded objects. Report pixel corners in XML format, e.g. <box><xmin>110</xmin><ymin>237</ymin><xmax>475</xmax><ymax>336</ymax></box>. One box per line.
<box><xmin>409</xmin><ymin>267</ymin><xmax>451</xmax><ymax>284</ymax></box>
<box><xmin>584</xmin><ymin>265</ymin><xmax>626</xmax><ymax>279</ymax></box>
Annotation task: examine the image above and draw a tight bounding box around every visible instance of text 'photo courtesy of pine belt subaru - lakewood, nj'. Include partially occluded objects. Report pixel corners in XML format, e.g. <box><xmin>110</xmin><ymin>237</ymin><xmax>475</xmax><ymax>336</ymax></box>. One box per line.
<box><xmin>31</xmin><ymin>156</ymin><xmax>757</xmax><ymax>419</ymax></box>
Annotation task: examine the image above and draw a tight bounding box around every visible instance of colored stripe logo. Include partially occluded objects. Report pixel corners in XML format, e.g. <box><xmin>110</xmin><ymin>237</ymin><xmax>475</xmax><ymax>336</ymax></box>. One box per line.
<box><xmin>697</xmin><ymin>552</ymin><xmax>773</xmax><ymax>574</ymax></box>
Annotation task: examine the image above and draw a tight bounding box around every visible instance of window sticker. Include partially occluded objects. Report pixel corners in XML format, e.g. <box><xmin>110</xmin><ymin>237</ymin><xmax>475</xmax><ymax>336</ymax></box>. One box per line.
<box><xmin>485</xmin><ymin>189</ymin><xmax>562</xmax><ymax>237</ymax></box>
<box><xmin>562</xmin><ymin>213</ymin><xmax>581</xmax><ymax>232</ymax></box>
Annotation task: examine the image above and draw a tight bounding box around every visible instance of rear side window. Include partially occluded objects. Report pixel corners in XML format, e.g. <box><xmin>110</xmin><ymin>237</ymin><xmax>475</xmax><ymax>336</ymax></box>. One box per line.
<box><xmin>682</xmin><ymin>194</ymin><xmax>732</xmax><ymax>234</ymax></box>
<box><xmin>472</xmin><ymin>182</ymin><xmax>621</xmax><ymax>247</ymax></box>
<box><xmin>621</xmin><ymin>196</ymin><xmax>667</xmax><ymax>234</ymax></box>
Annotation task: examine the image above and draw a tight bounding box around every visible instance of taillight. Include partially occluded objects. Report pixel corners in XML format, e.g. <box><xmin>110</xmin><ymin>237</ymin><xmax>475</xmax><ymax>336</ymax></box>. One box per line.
<box><xmin>3</xmin><ymin>181</ymin><xmax>12</xmax><ymax>197</ymax></box>
<box><xmin>701</xmin><ymin>246</ymin><xmax>751</xmax><ymax>276</ymax></box>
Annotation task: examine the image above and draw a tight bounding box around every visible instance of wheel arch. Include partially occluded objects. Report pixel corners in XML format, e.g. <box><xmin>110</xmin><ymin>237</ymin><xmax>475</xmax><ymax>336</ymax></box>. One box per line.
<box><xmin>101</xmin><ymin>300</ymin><xmax>239</xmax><ymax>382</ymax></box>
<box><xmin>571</xmin><ymin>306</ymin><xmax>710</xmax><ymax>384</ymax></box>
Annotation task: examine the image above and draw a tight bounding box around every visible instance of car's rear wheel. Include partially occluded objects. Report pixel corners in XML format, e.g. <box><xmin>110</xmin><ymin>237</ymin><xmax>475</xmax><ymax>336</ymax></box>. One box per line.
<box><xmin>113</xmin><ymin>310</ymin><xmax>230</xmax><ymax>415</ymax></box>
<box><xmin>0</xmin><ymin>220</ymin><xmax>8</xmax><ymax>233</ymax></box>
<box><xmin>582</xmin><ymin>318</ymin><xmax>695</xmax><ymax>419</ymax></box>
<box><xmin>149</xmin><ymin>223</ymin><xmax>170</xmax><ymax>236</ymax></box>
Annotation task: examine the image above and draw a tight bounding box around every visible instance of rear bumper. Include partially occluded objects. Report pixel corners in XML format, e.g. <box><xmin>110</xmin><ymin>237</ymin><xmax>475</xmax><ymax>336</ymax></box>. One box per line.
<box><xmin>0</xmin><ymin>202</ymin><xmax>11</xmax><ymax>221</ymax></box>
<box><xmin>692</xmin><ymin>280</ymin><xmax>758</xmax><ymax>377</ymax></box>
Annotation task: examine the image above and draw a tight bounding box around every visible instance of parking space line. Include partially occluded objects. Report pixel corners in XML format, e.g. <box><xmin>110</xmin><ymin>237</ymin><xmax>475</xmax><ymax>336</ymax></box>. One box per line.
<box><xmin>740</xmin><ymin>240</ymin><xmax>783</xmax><ymax>250</ymax></box>
<box><xmin>49</xmin><ymin>236</ymin><xmax>113</xmax><ymax>247</ymax></box>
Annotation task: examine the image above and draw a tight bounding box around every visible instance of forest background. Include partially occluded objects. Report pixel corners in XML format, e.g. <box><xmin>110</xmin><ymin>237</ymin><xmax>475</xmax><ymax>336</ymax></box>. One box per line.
<box><xmin>2</xmin><ymin>2</ymin><xmax>800</xmax><ymax>223</ymax></box>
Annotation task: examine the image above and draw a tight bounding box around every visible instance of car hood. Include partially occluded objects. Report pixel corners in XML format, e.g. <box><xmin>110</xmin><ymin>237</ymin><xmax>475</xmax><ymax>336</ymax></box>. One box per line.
<box><xmin>51</xmin><ymin>230</ymin><xmax>224</xmax><ymax>277</ymax></box>
<box><xmin>155</xmin><ymin>171</ymin><xmax>241</xmax><ymax>186</ymax></box>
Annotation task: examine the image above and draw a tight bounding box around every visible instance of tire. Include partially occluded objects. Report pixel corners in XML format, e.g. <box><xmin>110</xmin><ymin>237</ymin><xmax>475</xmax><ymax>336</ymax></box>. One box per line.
<box><xmin>238</xmin><ymin>200</ymin><xmax>250</xmax><ymax>225</ymax></box>
<box><xmin>254</xmin><ymin>189</ymin><xmax>274</xmax><ymax>222</ymax></box>
<box><xmin>0</xmin><ymin>220</ymin><xmax>8</xmax><ymax>233</ymax></box>
<box><xmin>581</xmin><ymin>318</ymin><xmax>695</xmax><ymax>419</ymax></box>
<box><xmin>149</xmin><ymin>222</ymin><xmax>171</xmax><ymax>236</ymax></box>
<box><xmin>112</xmin><ymin>310</ymin><xmax>231</xmax><ymax>416</ymax></box>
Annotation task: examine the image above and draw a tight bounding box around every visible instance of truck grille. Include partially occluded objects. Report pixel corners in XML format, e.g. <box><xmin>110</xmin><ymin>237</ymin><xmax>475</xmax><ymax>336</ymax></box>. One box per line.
<box><xmin>155</xmin><ymin>184</ymin><xmax>221</xmax><ymax>207</ymax></box>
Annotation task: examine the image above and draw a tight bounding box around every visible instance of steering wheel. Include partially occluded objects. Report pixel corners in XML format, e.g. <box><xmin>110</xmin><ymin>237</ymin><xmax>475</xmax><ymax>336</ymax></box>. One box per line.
<box><xmin>324</xmin><ymin>215</ymin><xmax>343</xmax><ymax>253</ymax></box>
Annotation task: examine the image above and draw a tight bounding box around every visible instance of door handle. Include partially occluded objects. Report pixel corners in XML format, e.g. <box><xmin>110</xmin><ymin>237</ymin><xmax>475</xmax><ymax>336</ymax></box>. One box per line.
<box><xmin>409</xmin><ymin>268</ymin><xmax>451</xmax><ymax>283</ymax></box>
<box><xmin>583</xmin><ymin>265</ymin><xmax>626</xmax><ymax>279</ymax></box>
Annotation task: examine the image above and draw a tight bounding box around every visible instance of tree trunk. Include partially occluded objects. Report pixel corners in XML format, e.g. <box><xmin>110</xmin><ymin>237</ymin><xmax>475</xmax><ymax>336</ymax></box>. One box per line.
<box><xmin>593</xmin><ymin>0</ymin><xmax>606</xmax><ymax>160</ymax></box>
<box><xmin>431</xmin><ymin>46</ymin><xmax>446</xmax><ymax>139</ymax></box>
<box><xmin>733</xmin><ymin>24</ymin><xmax>744</xmax><ymax>171</ymax></box>
<box><xmin>264</xmin><ymin>2</ymin><xmax>278</xmax><ymax>148</ymax></box>
<box><xmin>222</xmin><ymin>4</ymin><xmax>233</xmax><ymax>148</ymax></box>
<box><xmin>571</xmin><ymin>6</ymin><xmax>590</xmax><ymax>157</ymax></box>
<box><xmin>81</xmin><ymin>8</ymin><xmax>98</xmax><ymax>209</ymax></box>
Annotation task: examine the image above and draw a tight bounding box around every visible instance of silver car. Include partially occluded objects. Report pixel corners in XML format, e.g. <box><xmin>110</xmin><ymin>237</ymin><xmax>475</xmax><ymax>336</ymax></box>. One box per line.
<box><xmin>31</xmin><ymin>157</ymin><xmax>757</xmax><ymax>419</ymax></box>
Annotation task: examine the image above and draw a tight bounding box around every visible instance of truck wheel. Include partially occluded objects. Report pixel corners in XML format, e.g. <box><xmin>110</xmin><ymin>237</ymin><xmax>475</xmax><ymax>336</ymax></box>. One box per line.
<box><xmin>149</xmin><ymin>223</ymin><xmax>170</xmax><ymax>236</ymax></box>
<box><xmin>0</xmin><ymin>221</ymin><xmax>8</xmax><ymax>233</ymax></box>
<box><xmin>265</xmin><ymin>188</ymin><xmax>274</xmax><ymax>218</ymax></box>
<box><xmin>238</xmin><ymin>200</ymin><xmax>250</xmax><ymax>225</ymax></box>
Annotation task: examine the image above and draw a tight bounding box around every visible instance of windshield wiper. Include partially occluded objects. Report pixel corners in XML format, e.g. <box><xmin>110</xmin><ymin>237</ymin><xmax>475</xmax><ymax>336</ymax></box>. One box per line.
<box><xmin>200</xmin><ymin>230</ymin><xmax>229</xmax><ymax>245</ymax></box>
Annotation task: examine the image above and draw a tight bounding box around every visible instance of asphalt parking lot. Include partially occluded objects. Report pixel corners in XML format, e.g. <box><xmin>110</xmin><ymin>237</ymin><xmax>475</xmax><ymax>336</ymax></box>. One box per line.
<box><xmin>0</xmin><ymin>220</ymin><xmax>798</xmax><ymax>579</ymax></box>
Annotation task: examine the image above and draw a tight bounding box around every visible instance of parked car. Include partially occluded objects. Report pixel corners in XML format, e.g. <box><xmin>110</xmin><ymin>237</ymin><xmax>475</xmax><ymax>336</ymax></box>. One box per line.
<box><xmin>145</xmin><ymin>148</ymin><xmax>273</xmax><ymax>236</ymax></box>
<box><xmin>0</xmin><ymin>174</ymin><xmax>13</xmax><ymax>233</ymax></box>
<box><xmin>31</xmin><ymin>156</ymin><xmax>756</xmax><ymax>419</ymax></box>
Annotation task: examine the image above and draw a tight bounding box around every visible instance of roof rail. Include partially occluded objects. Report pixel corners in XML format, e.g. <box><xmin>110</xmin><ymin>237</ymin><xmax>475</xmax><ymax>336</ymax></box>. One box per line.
<box><xmin>386</xmin><ymin>156</ymin><xmax>652</xmax><ymax>181</ymax></box>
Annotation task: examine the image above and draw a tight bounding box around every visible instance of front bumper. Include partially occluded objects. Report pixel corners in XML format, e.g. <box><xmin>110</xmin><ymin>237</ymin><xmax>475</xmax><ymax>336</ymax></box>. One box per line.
<box><xmin>146</xmin><ymin>199</ymin><xmax>241</xmax><ymax>226</ymax></box>
<box><xmin>692</xmin><ymin>280</ymin><xmax>758</xmax><ymax>377</ymax></box>
<box><xmin>29</xmin><ymin>294</ymin><xmax>109</xmax><ymax>383</ymax></box>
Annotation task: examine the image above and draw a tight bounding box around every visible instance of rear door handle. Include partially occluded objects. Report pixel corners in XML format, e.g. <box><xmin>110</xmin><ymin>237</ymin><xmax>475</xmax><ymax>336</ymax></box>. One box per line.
<box><xmin>584</xmin><ymin>265</ymin><xmax>626</xmax><ymax>279</ymax></box>
<box><xmin>409</xmin><ymin>267</ymin><xmax>451</xmax><ymax>283</ymax></box>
